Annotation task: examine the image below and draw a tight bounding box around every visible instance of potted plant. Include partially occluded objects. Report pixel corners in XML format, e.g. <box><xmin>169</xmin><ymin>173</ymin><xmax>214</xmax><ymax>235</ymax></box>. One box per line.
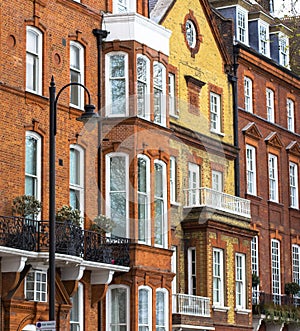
<box><xmin>90</xmin><ymin>214</ymin><xmax>115</xmax><ymax>235</ymax></box>
<box><xmin>12</xmin><ymin>195</ymin><xmax>42</xmax><ymax>219</ymax></box>
<box><xmin>284</xmin><ymin>282</ymin><xmax>300</xmax><ymax>296</ymax></box>
<box><xmin>56</xmin><ymin>205</ymin><xmax>81</xmax><ymax>226</ymax></box>
<box><xmin>252</xmin><ymin>273</ymin><xmax>260</xmax><ymax>287</ymax></box>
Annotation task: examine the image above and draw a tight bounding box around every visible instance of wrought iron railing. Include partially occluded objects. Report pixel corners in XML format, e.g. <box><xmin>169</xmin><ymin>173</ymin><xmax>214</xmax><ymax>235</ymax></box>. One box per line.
<box><xmin>253</xmin><ymin>292</ymin><xmax>300</xmax><ymax>315</ymax></box>
<box><xmin>183</xmin><ymin>187</ymin><xmax>251</xmax><ymax>218</ymax></box>
<box><xmin>172</xmin><ymin>293</ymin><xmax>210</xmax><ymax>317</ymax></box>
<box><xmin>0</xmin><ymin>216</ymin><xmax>130</xmax><ymax>267</ymax></box>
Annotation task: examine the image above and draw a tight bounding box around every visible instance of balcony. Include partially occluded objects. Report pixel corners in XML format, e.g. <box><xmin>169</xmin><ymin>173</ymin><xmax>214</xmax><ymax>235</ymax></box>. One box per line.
<box><xmin>253</xmin><ymin>292</ymin><xmax>300</xmax><ymax>323</ymax></box>
<box><xmin>183</xmin><ymin>187</ymin><xmax>251</xmax><ymax>219</ymax></box>
<box><xmin>172</xmin><ymin>293</ymin><xmax>211</xmax><ymax>317</ymax></box>
<box><xmin>0</xmin><ymin>215</ymin><xmax>130</xmax><ymax>267</ymax></box>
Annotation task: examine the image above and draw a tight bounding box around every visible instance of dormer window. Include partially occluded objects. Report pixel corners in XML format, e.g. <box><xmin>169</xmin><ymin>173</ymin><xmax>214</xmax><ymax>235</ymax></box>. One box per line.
<box><xmin>259</xmin><ymin>22</ymin><xmax>269</xmax><ymax>57</ymax></box>
<box><xmin>236</xmin><ymin>7</ymin><xmax>248</xmax><ymax>44</ymax></box>
<box><xmin>279</xmin><ymin>34</ymin><xmax>289</xmax><ymax>67</ymax></box>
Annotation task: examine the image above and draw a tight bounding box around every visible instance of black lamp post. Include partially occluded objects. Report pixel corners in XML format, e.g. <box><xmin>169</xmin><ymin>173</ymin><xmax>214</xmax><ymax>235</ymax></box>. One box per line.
<box><xmin>49</xmin><ymin>76</ymin><xmax>99</xmax><ymax>321</ymax></box>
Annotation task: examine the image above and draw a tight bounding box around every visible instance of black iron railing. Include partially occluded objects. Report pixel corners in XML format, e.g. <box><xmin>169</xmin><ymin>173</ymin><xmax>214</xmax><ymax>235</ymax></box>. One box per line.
<box><xmin>0</xmin><ymin>216</ymin><xmax>130</xmax><ymax>267</ymax></box>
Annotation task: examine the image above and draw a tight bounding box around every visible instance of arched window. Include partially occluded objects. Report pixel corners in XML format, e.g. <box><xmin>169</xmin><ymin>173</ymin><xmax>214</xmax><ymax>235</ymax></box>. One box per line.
<box><xmin>25</xmin><ymin>131</ymin><xmax>42</xmax><ymax>203</ymax></box>
<box><xmin>137</xmin><ymin>55</ymin><xmax>150</xmax><ymax>120</ymax></box>
<box><xmin>70</xmin><ymin>41</ymin><xmax>85</xmax><ymax>109</ymax></box>
<box><xmin>153</xmin><ymin>62</ymin><xmax>166</xmax><ymax>126</ymax></box>
<box><xmin>105</xmin><ymin>52</ymin><xmax>128</xmax><ymax>117</ymax></box>
<box><xmin>138</xmin><ymin>155</ymin><xmax>151</xmax><ymax>244</ymax></box>
<box><xmin>138</xmin><ymin>286</ymin><xmax>152</xmax><ymax>330</ymax></box>
<box><xmin>106</xmin><ymin>153</ymin><xmax>129</xmax><ymax>237</ymax></box>
<box><xmin>107</xmin><ymin>285</ymin><xmax>130</xmax><ymax>331</ymax></box>
<box><xmin>156</xmin><ymin>288</ymin><xmax>169</xmax><ymax>331</ymax></box>
<box><xmin>26</xmin><ymin>27</ymin><xmax>43</xmax><ymax>94</ymax></box>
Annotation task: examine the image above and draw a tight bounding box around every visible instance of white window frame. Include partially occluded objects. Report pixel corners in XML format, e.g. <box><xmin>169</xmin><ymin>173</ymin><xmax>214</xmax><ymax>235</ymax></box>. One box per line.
<box><xmin>153</xmin><ymin>62</ymin><xmax>167</xmax><ymax>126</ymax></box>
<box><xmin>137</xmin><ymin>55</ymin><xmax>150</xmax><ymax>120</ymax></box>
<box><xmin>106</xmin><ymin>153</ymin><xmax>129</xmax><ymax>238</ymax></box>
<box><xmin>279</xmin><ymin>34</ymin><xmax>289</xmax><ymax>67</ymax></box>
<box><xmin>137</xmin><ymin>155</ymin><xmax>151</xmax><ymax>245</ymax></box>
<box><xmin>105</xmin><ymin>52</ymin><xmax>129</xmax><ymax>117</ymax></box>
<box><xmin>290</xmin><ymin>162</ymin><xmax>298</xmax><ymax>209</ymax></box>
<box><xmin>292</xmin><ymin>245</ymin><xmax>300</xmax><ymax>294</ymax></box>
<box><xmin>235</xmin><ymin>253</ymin><xmax>246</xmax><ymax>309</ymax></box>
<box><xmin>212</xmin><ymin>170</ymin><xmax>223</xmax><ymax>192</ymax></box>
<box><xmin>70</xmin><ymin>41</ymin><xmax>85</xmax><ymax>109</ymax></box>
<box><xmin>244</xmin><ymin>77</ymin><xmax>253</xmax><ymax>113</ymax></box>
<box><xmin>170</xmin><ymin>156</ymin><xmax>177</xmax><ymax>204</ymax></box>
<box><xmin>236</xmin><ymin>7</ymin><xmax>248</xmax><ymax>44</ymax></box>
<box><xmin>138</xmin><ymin>286</ymin><xmax>152</xmax><ymax>331</ymax></box>
<box><xmin>113</xmin><ymin>0</ymin><xmax>136</xmax><ymax>13</ymax></box>
<box><xmin>188</xmin><ymin>247</ymin><xmax>196</xmax><ymax>296</ymax></box>
<box><xmin>251</xmin><ymin>236</ymin><xmax>259</xmax><ymax>304</ymax></box>
<box><xmin>271</xmin><ymin>239</ymin><xmax>281</xmax><ymax>304</ymax></box>
<box><xmin>171</xmin><ymin>246</ymin><xmax>177</xmax><ymax>295</ymax></box>
<box><xmin>25</xmin><ymin>269</ymin><xmax>47</xmax><ymax>302</ymax></box>
<box><xmin>210</xmin><ymin>92</ymin><xmax>222</xmax><ymax>134</ymax></box>
<box><xmin>107</xmin><ymin>285</ymin><xmax>130</xmax><ymax>331</ymax></box>
<box><xmin>188</xmin><ymin>162</ymin><xmax>200</xmax><ymax>206</ymax></box>
<box><xmin>154</xmin><ymin>160</ymin><xmax>168</xmax><ymax>248</ymax></box>
<box><xmin>70</xmin><ymin>144</ymin><xmax>85</xmax><ymax>220</ymax></box>
<box><xmin>25</xmin><ymin>131</ymin><xmax>42</xmax><ymax>204</ymax></box>
<box><xmin>258</xmin><ymin>21</ymin><xmax>270</xmax><ymax>57</ymax></box>
<box><xmin>70</xmin><ymin>282</ymin><xmax>84</xmax><ymax>331</ymax></box>
<box><xmin>168</xmin><ymin>73</ymin><xmax>176</xmax><ymax>117</ymax></box>
<box><xmin>287</xmin><ymin>98</ymin><xmax>295</xmax><ymax>132</ymax></box>
<box><xmin>213</xmin><ymin>248</ymin><xmax>224</xmax><ymax>307</ymax></box>
<box><xmin>268</xmin><ymin>154</ymin><xmax>278</xmax><ymax>202</ymax></box>
<box><xmin>26</xmin><ymin>26</ymin><xmax>42</xmax><ymax>95</ymax></box>
<box><xmin>266</xmin><ymin>88</ymin><xmax>275</xmax><ymax>123</ymax></box>
<box><xmin>156</xmin><ymin>288</ymin><xmax>169</xmax><ymax>331</ymax></box>
<box><xmin>246</xmin><ymin>145</ymin><xmax>257</xmax><ymax>195</ymax></box>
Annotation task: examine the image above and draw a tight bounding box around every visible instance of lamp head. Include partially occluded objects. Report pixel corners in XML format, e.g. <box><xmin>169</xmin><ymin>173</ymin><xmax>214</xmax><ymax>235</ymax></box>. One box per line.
<box><xmin>76</xmin><ymin>104</ymin><xmax>100</xmax><ymax>123</ymax></box>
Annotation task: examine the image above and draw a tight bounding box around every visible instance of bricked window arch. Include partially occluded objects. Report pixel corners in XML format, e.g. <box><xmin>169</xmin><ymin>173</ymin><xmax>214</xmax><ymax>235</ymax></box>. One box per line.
<box><xmin>26</xmin><ymin>26</ymin><xmax>43</xmax><ymax>95</ymax></box>
<box><xmin>182</xmin><ymin>11</ymin><xmax>202</xmax><ymax>57</ymax></box>
<box><xmin>70</xmin><ymin>41</ymin><xmax>85</xmax><ymax>109</ymax></box>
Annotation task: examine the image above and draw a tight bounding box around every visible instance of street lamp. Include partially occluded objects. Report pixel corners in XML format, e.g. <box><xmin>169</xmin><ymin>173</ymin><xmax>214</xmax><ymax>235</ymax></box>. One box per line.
<box><xmin>49</xmin><ymin>76</ymin><xmax>99</xmax><ymax>322</ymax></box>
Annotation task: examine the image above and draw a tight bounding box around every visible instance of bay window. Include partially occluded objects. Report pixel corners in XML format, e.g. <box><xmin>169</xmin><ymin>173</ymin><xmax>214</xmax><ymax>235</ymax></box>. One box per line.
<box><xmin>153</xmin><ymin>62</ymin><xmax>166</xmax><ymax>126</ymax></box>
<box><xmin>137</xmin><ymin>55</ymin><xmax>150</xmax><ymax>120</ymax></box>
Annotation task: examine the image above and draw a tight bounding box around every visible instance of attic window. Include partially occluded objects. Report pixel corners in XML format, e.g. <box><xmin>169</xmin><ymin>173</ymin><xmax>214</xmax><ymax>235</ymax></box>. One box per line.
<box><xmin>182</xmin><ymin>11</ymin><xmax>202</xmax><ymax>57</ymax></box>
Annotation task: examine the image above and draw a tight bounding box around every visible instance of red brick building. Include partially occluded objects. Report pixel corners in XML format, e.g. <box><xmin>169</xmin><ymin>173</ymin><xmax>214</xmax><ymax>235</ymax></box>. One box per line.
<box><xmin>210</xmin><ymin>0</ymin><xmax>300</xmax><ymax>329</ymax></box>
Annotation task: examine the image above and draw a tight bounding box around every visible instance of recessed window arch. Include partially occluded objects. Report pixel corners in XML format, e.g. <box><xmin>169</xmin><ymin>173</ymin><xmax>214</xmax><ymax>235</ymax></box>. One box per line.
<box><xmin>154</xmin><ymin>160</ymin><xmax>168</xmax><ymax>248</ymax></box>
<box><xmin>25</xmin><ymin>131</ymin><xmax>42</xmax><ymax>205</ymax></box>
<box><xmin>26</xmin><ymin>26</ymin><xmax>43</xmax><ymax>95</ymax></box>
<box><xmin>106</xmin><ymin>152</ymin><xmax>129</xmax><ymax>238</ymax></box>
<box><xmin>107</xmin><ymin>285</ymin><xmax>130</xmax><ymax>331</ymax></box>
<box><xmin>105</xmin><ymin>52</ymin><xmax>129</xmax><ymax>117</ymax></box>
<box><xmin>70</xmin><ymin>144</ymin><xmax>85</xmax><ymax>221</ymax></box>
<box><xmin>70</xmin><ymin>41</ymin><xmax>85</xmax><ymax>109</ymax></box>
<box><xmin>137</xmin><ymin>54</ymin><xmax>150</xmax><ymax>120</ymax></box>
<box><xmin>138</xmin><ymin>286</ymin><xmax>152</xmax><ymax>330</ymax></box>
<box><xmin>138</xmin><ymin>155</ymin><xmax>151</xmax><ymax>244</ymax></box>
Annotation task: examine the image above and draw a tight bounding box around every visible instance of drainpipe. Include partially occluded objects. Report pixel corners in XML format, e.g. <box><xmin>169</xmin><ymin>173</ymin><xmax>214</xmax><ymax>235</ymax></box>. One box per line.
<box><xmin>92</xmin><ymin>28</ymin><xmax>108</xmax><ymax>331</ymax></box>
<box><xmin>229</xmin><ymin>45</ymin><xmax>240</xmax><ymax>197</ymax></box>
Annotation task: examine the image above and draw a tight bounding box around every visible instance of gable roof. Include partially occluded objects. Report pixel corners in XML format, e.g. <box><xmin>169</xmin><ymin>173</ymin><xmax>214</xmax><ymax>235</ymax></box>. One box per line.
<box><xmin>150</xmin><ymin>0</ymin><xmax>233</xmax><ymax>66</ymax></box>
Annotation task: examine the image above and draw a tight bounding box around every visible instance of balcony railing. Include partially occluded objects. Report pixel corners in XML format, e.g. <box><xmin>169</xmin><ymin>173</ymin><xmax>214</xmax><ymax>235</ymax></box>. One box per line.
<box><xmin>172</xmin><ymin>293</ymin><xmax>210</xmax><ymax>317</ymax></box>
<box><xmin>0</xmin><ymin>216</ymin><xmax>130</xmax><ymax>267</ymax></box>
<box><xmin>183</xmin><ymin>187</ymin><xmax>251</xmax><ymax>218</ymax></box>
<box><xmin>253</xmin><ymin>292</ymin><xmax>300</xmax><ymax>318</ymax></box>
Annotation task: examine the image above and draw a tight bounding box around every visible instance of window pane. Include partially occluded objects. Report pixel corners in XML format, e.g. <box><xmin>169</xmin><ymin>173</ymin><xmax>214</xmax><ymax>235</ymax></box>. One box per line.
<box><xmin>26</xmin><ymin>136</ymin><xmax>37</xmax><ymax>175</ymax></box>
<box><xmin>111</xmin><ymin>288</ymin><xmax>127</xmax><ymax>323</ymax></box>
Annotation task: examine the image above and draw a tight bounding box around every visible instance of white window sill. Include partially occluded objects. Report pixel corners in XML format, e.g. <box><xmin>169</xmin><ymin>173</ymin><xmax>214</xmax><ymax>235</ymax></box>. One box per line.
<box><xmin>210</xmin><ymin>130</ymin><xmax>225</xmax><ymax>137</ymax></box>
<box><xmin>170</xmin><ymin>113</ymin><xmax>179</xmax><ymax>119</ymax></box>
<box><xmin>235</xmin><ymin>308</ymin><xmax>251</xmax><ymax>314</ymax></box>
<box><xmin>171</xmin><ymin>201</ymin><xmax>181</xmax><ymax>207</ymax></box>
<box><xmin>212</xmin><ymin>305</ymin><xmax>230</xmax><ymax>312</ymax></box>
